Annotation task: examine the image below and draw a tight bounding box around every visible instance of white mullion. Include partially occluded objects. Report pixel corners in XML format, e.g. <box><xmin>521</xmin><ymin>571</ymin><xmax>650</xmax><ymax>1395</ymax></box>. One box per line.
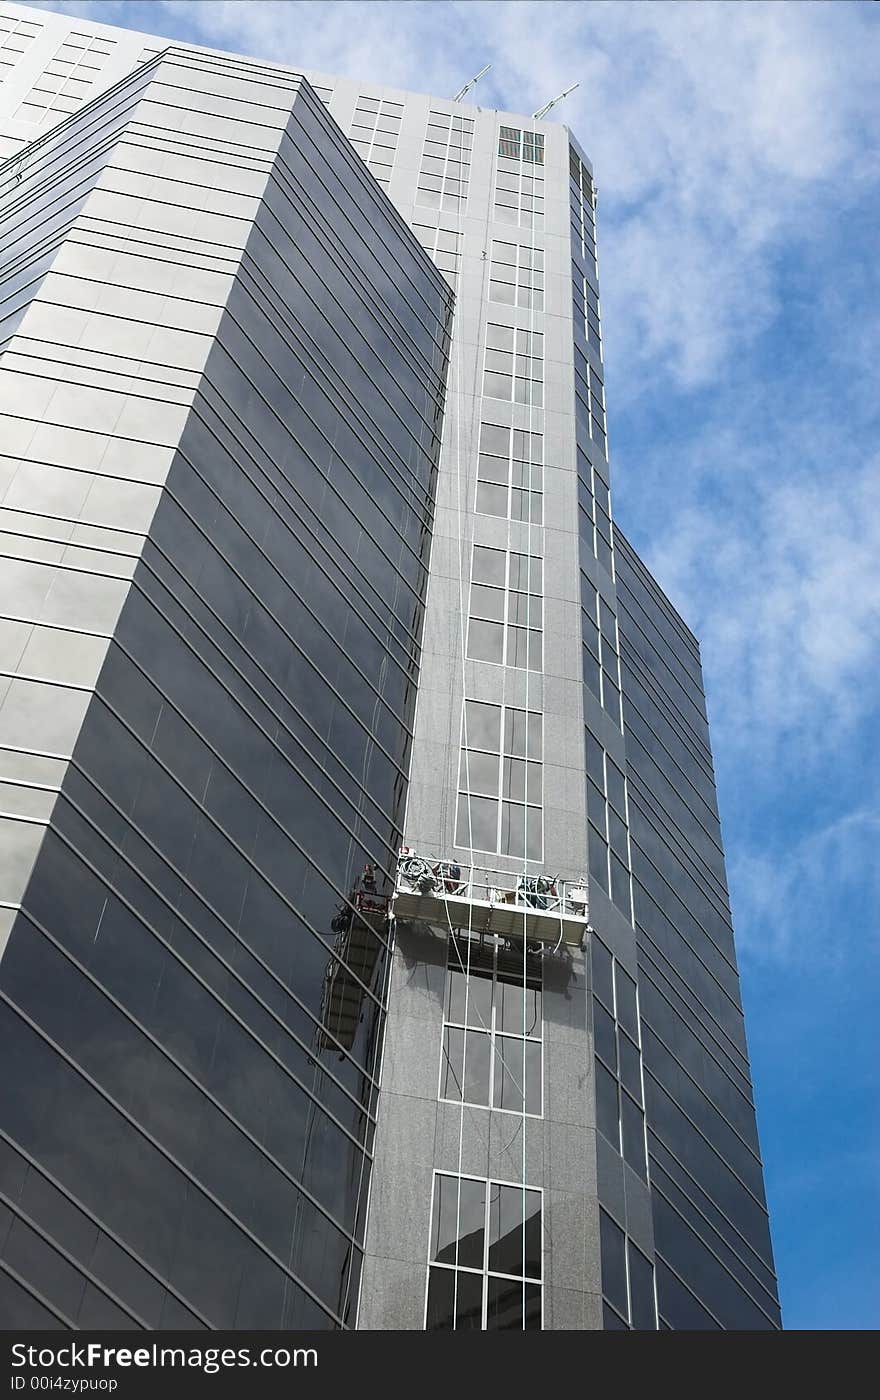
<box><xmin>482</xmin><ymin>1181</ymin><xmax>491</xmax><ymax>1330</ymax></box>
<box><xmin>487</xmin><ymin>948</ymin><xmax>497</xmax><ymax>1111</ymax></box>
<box><xmin>495</xmin><ymin>710</ymin><xmax>504</xmax><ymax>854</ymax></box>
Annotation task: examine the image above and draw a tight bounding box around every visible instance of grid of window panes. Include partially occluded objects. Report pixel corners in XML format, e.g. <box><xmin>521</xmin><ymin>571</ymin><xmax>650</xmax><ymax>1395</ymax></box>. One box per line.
<box><xmin>15</xmin><ymin>29</ymin><xmax>116</xmax><ymax>122</ymax></box>
<box><xmin>412</xmin><ymin>221</ymin><xmax>462</xmax><ymax>290</ymax></box>
<box><xmin>585</xmin><ymin>725</ymin><xmax>632</xmax><ymax>918</ymax></box>
<box><xmin>581</xmin><ymin>573</ymin><xmax>622</xmax><ymax>729</ymax></box>
<box><xmin>439</xmin><ymin>934</ymin><xmax>542</xmax><ymax>1116</ymax></box>
<box><xmin>498</xmin><ymin>125</ymin><xmax>545</xmax><ymax>164</ymax></box>
<box><xmin>573</xmin><ymin>266</ymin><xmax>602</xmax><ymax>360</ymax></box>
<box><xmin>592</xmin><ymin>936</ymin><xmax>648</xmax><ymax>1183</ymax></box>
<box><xmin>495</xmin><ymin>153</ymin><xmax>545</xmax><ymax>229</ymax></box>
<box><xmin>468</xmin><ymin>545</ymin><xmax>543</xmax><ymax>675</ymax></box>
<box><xmin>489</xmin><ymin>240</ymin><xmax>545</xmax><ymax>311</ymax></box>
<box><xmin>0</xmin><ymin>10</ymin><xmax>42</xmax><ymax>80</ymax></box>
<box><xmin>483</xmin><ymin>323</ymin><xmax>543</xmax><ymax>406</ymax></box>
<box><xmin>348</xmin><ymin>95</ymin><xmax>403</xmax><ymax>188</ymax></box>
<box><xmin>574</xmin><ymin>341</ymin><xmax>606</xmax><ymax>458</ymax></box>
<box><xmin>456</xmin><ymin>699</ymin><xmax>543</xmax><ymax>861</ymax></box>
<box><xmin>476</xmin><ymin>422</ymin><xmax>543</xmax><ymax>525</ymax></box>
<box><xmin>599</xmin><ymin>1208</ymin><xmax>657</xmax><ymax>1330</ymax></box>
<box><xmin>569</xmin><ymin>146</ymin><xmax>597</xmax><ymax>271</ymax></box>
<box><xmin>417</xmin><ymin>108</ymin><xmax>474</xmax><ymax>212</ymax></box>
<box><xmin>426</xmin><ymin>1172</ymin><xmax>542</xmax><ymax>1329</ymax></box>
<box><xmin>577</xmin><ymin>448</ymin><xmax>614</xmax><ymax>578</ymax></box>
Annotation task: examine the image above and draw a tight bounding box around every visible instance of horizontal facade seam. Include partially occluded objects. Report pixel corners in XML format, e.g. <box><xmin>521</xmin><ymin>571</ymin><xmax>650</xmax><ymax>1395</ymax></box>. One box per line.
<box><xmin>12</xmin><ymin>907</ymin><xmax>370</xmax><ymax>1243</ymax></box>
<box><xmin>650</xmin><ymin>1175</ymin><xmax>780</xmax><ymax>1314</ymax></box>
<box><xmin>648</xmin><ymin>1131</ymin><xmax>778</xmax><ymax>1280</ymax></box>
<box><xmin>0</xmin><ymin>1253</ymin><xmax>76</xmax><ymax>1329</ymax></box>
<box><xmin>139</xmin><ymin>529</ymin><xmax>417</xmax><ymax>813</ymax></box>
<box><xmin>140</xmin><ymin>488</ymin><xmax>420</xmax><ymax>789</ymax></box>
<box><xmin>0</xmin><ymin>992</ymin><xmax>346</xmax><ymax>1330</ymax></box>
<box><xmin>0</xmin><ymin>1183</ymin><xmax>151</xmax><ymax>1327</ymax></box>
<box><xmin>69</xmin><ymin>666</ymin><xmax>394</xmax><ymax>1023</ymax></box>
<box><xmin>644</xmin><ymin>1069</ymin><xmax>770</xmax><ymax>1218</ymax></box>
<box><xmin>0</xmin><ymin>1125</ymin><xmax>214</xmax><ymax>1327</ymax></box>
<box><xmin>637</xmin><ymin>943</ymin><xmax>753</xmax><ymax>1086</ymax></box>
<box><xmin>50</xmin><ymin>771</ymin><xmax>382</xmax><ymax>1119</ymax></box>
<box><xmin>630</xmin><ymin>841</ymin><xmax>739</xmax><ymax>981</ymax></box>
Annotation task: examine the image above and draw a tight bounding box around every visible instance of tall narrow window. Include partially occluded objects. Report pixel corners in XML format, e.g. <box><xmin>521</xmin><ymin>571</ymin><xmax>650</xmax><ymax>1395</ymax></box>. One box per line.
<box><xmin>417</xmin><ymin>109</ymin><xmax>474</xmax><ymax>212</ymax></box>
<box><xmin>467</xmin><ymin>545</ymin><xmax>543</xmax><ymax>676</ymax></box>
<box><xmin>440</xmin><ymin>933</ymin><xmax>542</xmax><ymax>1116</ymax></box>
<box><xmin>426</xmin><ymin>1172</ymin><xmax>542</xmax><ymax>1329</ymax></box>
<box><xmin>592</xmin><ymin>935</ymin><xmax>647</xmax><ymax>1181</ymax></box>
<box><xmin>581</xmin><ymin>579</ymin><xmax>622</xmax><ymax>730</ymax></box>
<box><xmin>476</xmin><ymin>422</ymin><xmax>543</xmax><ymax>525</ymax></box>
<box><xmin>489</xmin><ymin>240</ymin><xmax>545</xmax><ymax>311</ymax></box>
<box><xmin>457</xmin><ymin>699</ymin><xmax>543</xmax><ymax>862</ymax></box>
<box><xmin>483</xmin><ymin>323</ymin><xmax>544</xmax><ymax>407</ymax></box>
<box><xmin>599</xmin><ymin>1207</ymin><xmax>657</xmax><ymax>1329</ymax></box>
<box><xmin>349</xmin><ymin>95</ymin><xmax>403</xmax><ymax>188</ymax></box>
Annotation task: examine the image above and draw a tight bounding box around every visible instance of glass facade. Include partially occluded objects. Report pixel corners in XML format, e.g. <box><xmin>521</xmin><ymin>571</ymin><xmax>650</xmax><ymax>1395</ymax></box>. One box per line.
<box><xmin>0</xmin><ymin>79</ymin><xmax>450</xmax><ymax>1329</ymax></box>
<box><xmin>613</xmin><ymin>531</ymin><xmax>781</xmax><ymax>1329</ymax></box>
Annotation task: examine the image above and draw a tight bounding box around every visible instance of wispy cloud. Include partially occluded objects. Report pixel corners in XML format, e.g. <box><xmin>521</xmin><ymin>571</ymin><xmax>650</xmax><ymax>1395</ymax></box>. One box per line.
<box><xmin>730</xmin><ymin>806</ymin><xmax>880</xmax><ymax>966</ymax></box>
<box><xmin>646</xmin><ymin>449</ymin><xmax>880</xmax><ymax>761</ymax></box>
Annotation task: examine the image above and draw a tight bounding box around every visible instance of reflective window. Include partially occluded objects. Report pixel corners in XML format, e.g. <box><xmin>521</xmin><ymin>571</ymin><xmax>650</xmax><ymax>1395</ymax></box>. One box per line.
<box><xmin>600</xmin><ymin>1209</ymin><xmax>658</xmax><ymax>1330</ymax></box>
<box><xmin>440</xmin><ymin>935</ymin><xmax>542</xmax><ymax>1117</ymax></box>
<box><xmin>426</xmin><ymin>1172</ymin><xmax>542</xmax><ymax>1330</ymax></box>
<box><xmin>476</xmin><ymin>421</ymin><xmax>543</xmax><ymax>525</ymax></box>
<box><xmin>584</xmin><ymin>728</ymin><xmax>631</xmax><ymax>912</ymax></box>
<box><xmin>417</xmin><ymin>108</ymin><xmax>474</xmax><ymax>212</ymax></box>
<box><xmin>489</xmin><ymin>239</ymin><xmax>545</xmax><ymax>311</ymax></box>
<box><xmin>482</xmin><ymin>323</ymin><xmax>544</xmax><ymax>407</ymax></box>
<box><xmin>457</xmin><ymin>700</ymin><xmax>543</xmax><ymax>860</ymax></box>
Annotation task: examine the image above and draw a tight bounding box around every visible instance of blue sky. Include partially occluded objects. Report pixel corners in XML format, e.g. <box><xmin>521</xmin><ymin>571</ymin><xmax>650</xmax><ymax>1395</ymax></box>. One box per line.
<box><xmin>26</xmin><ymin>0</ymin><xmax>880</xmax><ymax>1329</ymax></box>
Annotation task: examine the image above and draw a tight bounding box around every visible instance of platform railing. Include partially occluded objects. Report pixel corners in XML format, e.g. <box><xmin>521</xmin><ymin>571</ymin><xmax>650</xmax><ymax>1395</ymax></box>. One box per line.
<box><xmin>395</xmin><ymin>848</ymin><xmax>589</xmax><ymax>920</ymax></box>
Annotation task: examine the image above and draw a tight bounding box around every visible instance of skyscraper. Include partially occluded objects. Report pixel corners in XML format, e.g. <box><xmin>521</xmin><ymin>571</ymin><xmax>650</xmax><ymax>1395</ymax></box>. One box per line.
<box><xmin>0</xmin><ymin>3</ymin><xmax>781</xmax><ymax>1331</ymax></box>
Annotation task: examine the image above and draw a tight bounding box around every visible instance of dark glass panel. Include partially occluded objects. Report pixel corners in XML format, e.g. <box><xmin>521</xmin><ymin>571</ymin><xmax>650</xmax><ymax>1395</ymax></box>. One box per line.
<box><xmin>485</xmin><ymin>1276</ymin><xmax>541</xmax><ymax>1329</ymax></box>
<box><xmin>440</xmin><ymin>1027</ymin><xmax>490</xmax><ymax>1106</ymax></box>
<box><xmin>618</xmin><ymin>1030</ymin><xmax>643</xmax><ymax>1103</ymax></box>
<box><xmin>445</xmin><ymin>965</ymin><xmax>493</xmax><ymax>1030</ymax></box>
<box><xmin>493</xmin><ymin>1037</ymin><xmax>541</xmax><ymax>1116</ymax></box>
<box><xmin>595</xmin><ymin>1059</ymin><xmax>619</xmax><ymax>1149</ymax></box>
<box><xmin>593</xmin><ymin>999</ymin><xmax>617</xmax><ymax>1072</ymax></box>
<box><xmin>599</xmin><ymin>1209</ymin><xmax>627</xmax><ymax>1319</ymax></box>
<box><xmin>487</xmin><ymin>1184</ymin><xmax>541</xmax><ymax>1279</ymax></box>
<box><xmin>431</xmin><ymin>1175</ymin><xmax>486</xmax><ymax>1269</ymax></box>
<box><xmin>425</xmin><ymin>1266</ymin><xmax>483</xmax><ymax>1330</ymax></box>
<box><xmin>628</xmin><ymin>1241</ymin><xmax>656</xmax><ymax>1329</ymax></box>
<box><xmin>614</xmin><ymin>965</ymin><xmax>639</xmax><ymax>1040</ymax></box>
<box><xmin>464</xmin><ymin>700</ymin><xmax>502</xmax><ymax>751</ymax></box>
<box><xmin>621</xmin><ymin>1090</ymin><xmax>647</xmax><ymax>1180</ymax></box>
<box><xmin>603</xmin><ymin>1300</ymin><xmax>628</xmax><ymax>1330</ymax></box>
<box><xmin>497</xmin><ymin>977</ymin><xmax>541</xmax><ymax>1037</ymax></box>
<box><xmin>591</xmin><ymin>937</ymin><xmax>614</xmax><ymax>1011</ymax></box>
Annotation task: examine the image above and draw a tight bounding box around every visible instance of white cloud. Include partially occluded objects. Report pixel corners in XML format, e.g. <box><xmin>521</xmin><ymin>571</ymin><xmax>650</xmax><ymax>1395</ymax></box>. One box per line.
<box><xmin>730</xmin><ymin>806</ymin><xmax>880</xmax><ymax>967</ymax></box>
<box><xmin>645</xmin><ymin>450</ymin><xmax>880</xmax><ymax>761</ymax></box>
<box><xmin>30</xmin><ymin>1</ymin><xmax>878</xmax><ymax>390</ymax></box>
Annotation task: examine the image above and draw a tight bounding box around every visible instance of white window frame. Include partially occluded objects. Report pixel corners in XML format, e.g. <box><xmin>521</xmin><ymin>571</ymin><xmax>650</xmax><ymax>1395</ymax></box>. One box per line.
<box><xmin>424</xmin><ymin>1169</ymin><xmax>545</xmax><ymax>1330</ymax></box>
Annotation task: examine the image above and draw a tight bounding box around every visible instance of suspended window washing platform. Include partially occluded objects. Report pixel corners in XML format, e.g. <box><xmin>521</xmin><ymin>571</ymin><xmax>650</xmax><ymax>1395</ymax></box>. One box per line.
<box><xmin>393</xmin><ymin>849</ymin><xmax>590</xmax><ymax>948</ymax></box>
